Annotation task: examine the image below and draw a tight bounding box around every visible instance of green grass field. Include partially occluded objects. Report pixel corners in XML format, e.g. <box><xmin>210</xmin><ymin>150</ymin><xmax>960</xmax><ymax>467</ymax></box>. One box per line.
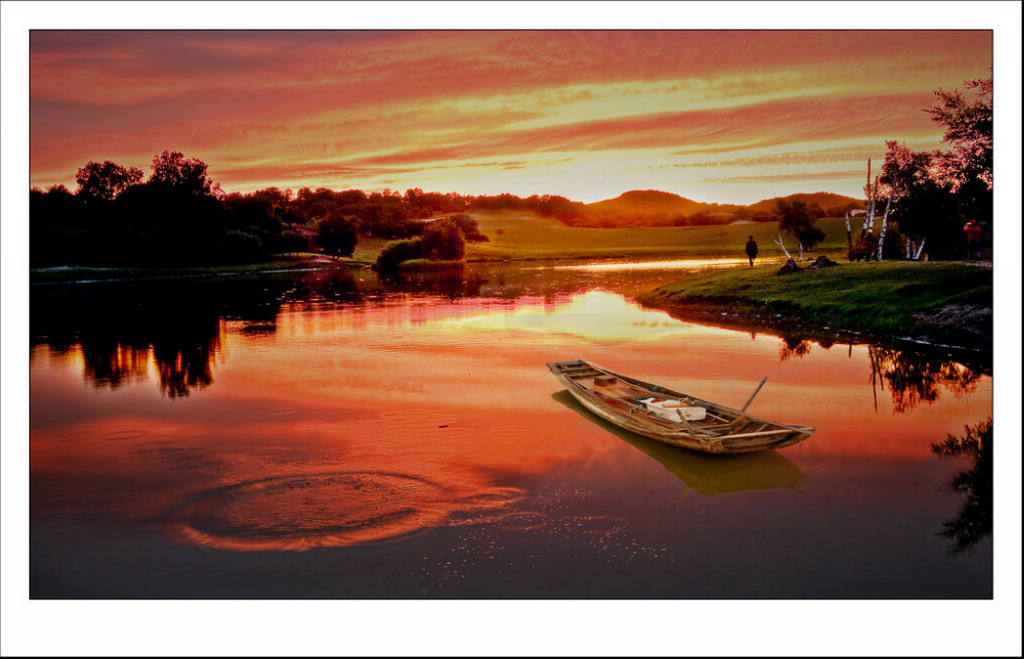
<box><xmin>465</xmin><ymin>211</ymin><xmax>852</xmax><ymax>262</ymax></box>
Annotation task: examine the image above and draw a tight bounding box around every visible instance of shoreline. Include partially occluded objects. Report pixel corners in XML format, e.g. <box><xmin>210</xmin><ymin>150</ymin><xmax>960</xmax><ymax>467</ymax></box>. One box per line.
<box><xmin>635</xmin><ymin>261</ymin><xmax>993</xmax><ymax>368</ymax></box>
<box><xmin>30</xmin><ymin>253</ymin><xmax>994</xmax><ymax>367</ymax></box>
<box><xmin>28</xmin><ymin>251</ymin><xmax>768</xmax><ymax>284</ymax></box>
<box><xmin>28</xmin><ymin>254</ymin><xmax>368</xmax><ymax>285</ymax></box>
<box><xmin>637</xmin><ymin>296</ymin><xmax>992</xmax><ymax>372</ymax></box>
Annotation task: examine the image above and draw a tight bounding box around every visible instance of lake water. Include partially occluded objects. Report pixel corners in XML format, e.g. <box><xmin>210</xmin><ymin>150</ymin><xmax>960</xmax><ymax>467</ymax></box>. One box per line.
<box><xmin>29</xmin><ymin>261</ymin><xmax>993</xmax><ymax>599</ymax></box>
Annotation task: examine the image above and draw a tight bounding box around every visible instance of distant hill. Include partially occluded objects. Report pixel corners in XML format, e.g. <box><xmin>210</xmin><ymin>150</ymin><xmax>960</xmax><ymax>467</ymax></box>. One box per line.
<box><xmin>589</xmin><ymin>189</ymin><xmax>862</xmax><ymax>217</ymax></box>
<box><xmin>586</xmin><ymin>190</ymin><xmax>742</xmax><ymax>216</ymax></box>
<box><xmin>575</xmin><ymin>189</ymin><xmax>866</xmax><ymax>228</ymax></box>
<box><xmin>747</xmin><ymin>192</ymin><xmax>865</xmax><ymax>215</ymax></box>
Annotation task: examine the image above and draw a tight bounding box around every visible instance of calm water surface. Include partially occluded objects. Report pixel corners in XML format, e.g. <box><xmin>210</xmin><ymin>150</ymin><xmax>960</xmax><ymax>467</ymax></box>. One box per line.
<box><xmin>29</xmin><ymin>261</ymin><xmax>993</xmax><ymax>598</ymax></box>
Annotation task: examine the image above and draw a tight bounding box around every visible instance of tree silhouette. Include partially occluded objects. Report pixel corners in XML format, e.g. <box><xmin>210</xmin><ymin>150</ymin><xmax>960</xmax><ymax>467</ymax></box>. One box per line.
<box><xmin>880</xmin><ymin>142</ymin><xmax>960</xmax><ymax>259</ymax></box>
<box><xmin>873</xmin><ymin>76</ymin><xmax>994</xmax><ymax>260</ymax></box>
<box><xmin>316</xmin><ymin>214</ymin><xmax>359</xmax><ymax>257</ymax></box>
<box><xmin>926</xmin><ymin>75</ymin><xmax>992</xmax><ymax>193</ymax></box>
<box><xmin>149</xmin><ymin>150</ymin><xmax>217</xmax><ymax>196</ymax></box>
<box><xmin>776</xmin><ymin>198</ymin><xmax>824</xmax><ymax>259</ymax></box>
<box><xmin>75</xmin><ymin>160</ymin><xmax>144</xmax><ymax>201</ymax></box>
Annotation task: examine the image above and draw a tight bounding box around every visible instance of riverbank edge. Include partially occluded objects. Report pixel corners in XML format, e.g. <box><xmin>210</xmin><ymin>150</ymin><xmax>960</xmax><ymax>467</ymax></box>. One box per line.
<box><xmin>28</xmin><ymin>254</ymin><xmax>369</xmax><ymax>285</ymax></box>
<box><xmin>30</xmin><ymin>254</ymin><xmax>994</xmax><ymax>364</ymax></box>
<box><xmin>635</xmin><ymin>262</ymin><xmax>993</xmax><ymax>362</ymax></box>
<box><xmin>28</xmin><ymin>250</ymin><xmax>774</xmax><ymax>284</ymax></box>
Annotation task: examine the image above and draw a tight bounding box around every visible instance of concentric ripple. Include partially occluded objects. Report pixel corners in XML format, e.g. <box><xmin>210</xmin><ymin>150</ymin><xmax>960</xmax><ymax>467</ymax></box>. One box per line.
<box><xmin>169</xmin><ymin>471</ymin><xmax>525</xmax><ymax>551</ymax></box>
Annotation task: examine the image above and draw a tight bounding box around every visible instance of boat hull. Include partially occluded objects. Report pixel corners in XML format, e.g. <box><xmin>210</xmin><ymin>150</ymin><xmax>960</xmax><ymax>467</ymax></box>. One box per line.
<box><xmin>548</xmin><ymin>359</ymin><xmax>814</xmax><ymax>455</ymax></box>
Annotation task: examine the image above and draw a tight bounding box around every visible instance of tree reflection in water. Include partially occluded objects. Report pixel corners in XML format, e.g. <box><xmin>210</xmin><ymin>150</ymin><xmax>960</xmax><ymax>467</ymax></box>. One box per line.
<box><xmin>76</xmin><ymin>332</ymin><xmax>151</xmax><ymax>389</ymax></box>
<box><xmin>78</xmin><ymin>321</ymin><xmax>223</xmax><ymax>397</ymax></box>
<box><xmin>379</xmin><ymin>266</ymin><xmax>486</xmax><ymax>301</ymax></box>
<box><xmin>931</xmin><ymin>417</ymin><xmax>992</xmax><ymax>555</ymax></box>
<box><xmin>150</xmin><ymin>323</ymin><xmax>222</xmax><ymax>397</ymax></box>
<box><xmin>33</xmin><ymin>277</ymin><xmax>269</xmax><ymax>397</ymax></box>
<box><xmin>30</xmin><ymin>267</ymin><xmax>489</xmax><ymax>397</ymax></box>
<box><xmin>774</xmin><ymin>334</ymin><xmax>983</xmax><ymax>415</ymax></box>
<box><xmin>33</xmin><ymin>267</ymin><xmax>986</xmax><ymax>410</ymax></box>
<box><xmin>42</xmin><ymin>287</ymin><xmax>226</xmax><ymax>398</ymax></box>
<box><xmin>868</xmin><ymin>345</ymin><xmax>981</xmax><ymax>413</ymax></box>
<box><xmin>773</xmin><ymin>332</ymin><xmax>991</xmax><ymax>555</ymax></box>
<box><xmin>778</xmin><ymin>337</ymin><xmax>814</xmax><ymax>362</ymax></box>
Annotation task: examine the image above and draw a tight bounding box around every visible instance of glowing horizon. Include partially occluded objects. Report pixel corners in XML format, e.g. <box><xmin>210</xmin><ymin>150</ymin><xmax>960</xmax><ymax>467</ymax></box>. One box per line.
<box><xmin>30</xmin><ymin>29</ymin><xmax>991</xmax><ymax>206</ymax></box>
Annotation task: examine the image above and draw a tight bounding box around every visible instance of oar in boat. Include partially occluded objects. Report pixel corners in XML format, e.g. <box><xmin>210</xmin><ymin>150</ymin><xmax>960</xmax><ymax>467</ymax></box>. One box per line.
<box><xmin>740</xmin><ymin>377</ymin><xmax>768</xmax><ymax>413</ymax></box>
<box><xmin>729</xmin><ymin>377</ymin><xmax>813</xmax><ymax>435</ymax></box>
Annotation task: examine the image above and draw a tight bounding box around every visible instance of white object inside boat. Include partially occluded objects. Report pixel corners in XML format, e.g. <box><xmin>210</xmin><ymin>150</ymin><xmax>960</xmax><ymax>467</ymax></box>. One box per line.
<box><xmin>635</xmin><ymin>397</ymin><xmax>707</xmax><ymax>422</ymax></box>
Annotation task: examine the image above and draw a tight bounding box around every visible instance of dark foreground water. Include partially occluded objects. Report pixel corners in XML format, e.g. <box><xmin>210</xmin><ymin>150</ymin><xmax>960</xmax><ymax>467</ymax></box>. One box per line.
<box><xmin>27</xmin><ymin>261</ymin><xmax>993</xmax><ymax>601</ymax></box>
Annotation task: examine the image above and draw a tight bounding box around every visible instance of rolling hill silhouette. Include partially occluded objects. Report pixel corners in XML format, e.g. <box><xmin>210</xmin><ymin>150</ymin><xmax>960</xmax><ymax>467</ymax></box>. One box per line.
<box><xmin>587</xmin><ymin>189</ymin><xmax>864</xmax><ymax>217</ymax></box>
<box><xmin>746</xmin><ymin>191</ymin><xmax>865</xmax><ymax>214</ymax></box>
<box><xmin>585</xmin><ymin>190</ymin><xmax>736</xmax><ymax>216</ymax></box>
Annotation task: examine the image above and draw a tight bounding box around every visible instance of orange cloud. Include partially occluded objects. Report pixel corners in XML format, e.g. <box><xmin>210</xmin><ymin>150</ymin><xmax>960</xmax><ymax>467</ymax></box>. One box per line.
<box><xmin>29</xmin><ymin>30</ymin><xmax>992</xmax><ymax>204</ymax></box>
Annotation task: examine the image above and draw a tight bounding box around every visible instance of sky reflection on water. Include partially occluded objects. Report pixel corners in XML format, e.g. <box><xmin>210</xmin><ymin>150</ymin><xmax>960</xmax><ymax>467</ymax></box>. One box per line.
<box><xmin>28</xmin><ymin>266</ymin><xmax>993</xmax><ymax>601</ymax></box>
<box><xmin>552</xmin><ymin>257</ymin><xmax>752</xmax><ymax>271</ymax></box>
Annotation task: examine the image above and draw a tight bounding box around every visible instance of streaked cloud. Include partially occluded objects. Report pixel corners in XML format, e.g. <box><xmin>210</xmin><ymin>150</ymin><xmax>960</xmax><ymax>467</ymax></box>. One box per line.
<box><xmin>700</xmin><ymin>170</ymin><xmax>868</xmax><ymax>184</ymax></box>
<box><xmin>29</xmin><ymin>29</ymin><xmax>992</xmax><ymax>204</ymax></box>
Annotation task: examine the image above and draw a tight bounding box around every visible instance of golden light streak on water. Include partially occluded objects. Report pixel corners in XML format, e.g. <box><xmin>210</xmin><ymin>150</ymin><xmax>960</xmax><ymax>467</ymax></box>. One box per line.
<box><xmin>552</xmin><ymin>258</ymin><xmax>750</xmax><ymax>272</ymax></box>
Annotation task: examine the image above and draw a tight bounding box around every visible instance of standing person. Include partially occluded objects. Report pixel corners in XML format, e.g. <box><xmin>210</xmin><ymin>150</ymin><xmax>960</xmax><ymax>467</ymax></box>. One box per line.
<box><xmin>745</xmin><ymin>235</ymin><xmax>758</xmax><ymax>267</ymax></box>
<box><xmin>964</xmin><ymin>219</ymin><xmax>982</xmax><ymax>260</ymax></box>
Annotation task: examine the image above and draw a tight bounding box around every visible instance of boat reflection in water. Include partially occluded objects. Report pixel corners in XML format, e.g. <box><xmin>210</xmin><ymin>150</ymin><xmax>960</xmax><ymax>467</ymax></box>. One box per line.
<box><xmin>551</xmin><ymin>390</ymin><xmax>806</xmax><ymax>497</ymax></box>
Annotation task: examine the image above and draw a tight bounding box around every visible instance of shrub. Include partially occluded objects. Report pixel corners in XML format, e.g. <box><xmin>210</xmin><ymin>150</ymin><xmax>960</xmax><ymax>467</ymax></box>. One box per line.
<box><xmin>376</xmin><ymin>237</ymin><xmax>424</xmax><ymax>272</ymax></box>
<box><xmin>420</xmin><ymin>218</ymin><xmax>465</xmax><ymax>260</ymax></box>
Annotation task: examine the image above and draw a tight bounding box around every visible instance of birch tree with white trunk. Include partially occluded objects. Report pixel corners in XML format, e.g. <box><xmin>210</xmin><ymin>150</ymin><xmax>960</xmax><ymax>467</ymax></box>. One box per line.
<box><xmin>773</xmin><ymin>234</ymin><xmax>793</xmax><ymax>260</ymax></box>
<box><xmin>875</xmin><ymin>198</ymin><xmax>892</xmax><ymax>261</ymax></box>
<box><xmin>844</xmin><ymin>210</ymin><xmax>853</xmax><ymax>256</ymax></box>
<box><xmin>776</xmin><ymin>198</ymin><xmax>824</xmax><ymax>262</ymax></box>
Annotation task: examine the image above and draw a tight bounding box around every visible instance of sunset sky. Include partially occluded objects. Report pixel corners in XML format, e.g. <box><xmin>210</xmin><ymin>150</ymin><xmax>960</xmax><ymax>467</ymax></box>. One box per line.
<box><xmin>27</xmin><ymin>27</ymin><xmax>994</xmax><ymax>205</ymax></box>
<box><xmin>2</xmin><ymin>5</ymin><xmax>1022</xmax><ymax>653</ymax></box>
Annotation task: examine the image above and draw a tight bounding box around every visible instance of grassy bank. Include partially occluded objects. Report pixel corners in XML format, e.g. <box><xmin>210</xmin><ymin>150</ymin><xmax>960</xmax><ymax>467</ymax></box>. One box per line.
<box><xmin>637</xmin><ymin>261</ymin><xmax>993</xmax><ymax>351</ymax></box>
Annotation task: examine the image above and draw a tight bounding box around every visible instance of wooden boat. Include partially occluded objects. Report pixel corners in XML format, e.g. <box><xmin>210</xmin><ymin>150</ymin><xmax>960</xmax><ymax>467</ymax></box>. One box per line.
<box><xmin>547</xmin><ymin>359</ymin><xmax>815</xmax><ymax>455</ymax></box>
<box><xmin>551</xmin><ymin>390</ymin><xmax>807</xmax><ymax>494</ymax></box>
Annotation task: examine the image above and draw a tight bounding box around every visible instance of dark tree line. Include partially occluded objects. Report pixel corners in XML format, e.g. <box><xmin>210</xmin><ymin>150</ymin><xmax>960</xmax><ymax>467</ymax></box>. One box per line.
<box><xmin>32</xmin><ymin>151</ymin><xmax>235</xmax><ymax>266</ymax></box>
<box><xmin>466</xmin><ymin>192</ymin><xmax>586</xmax><ymax>221</ymax></box>
<box><xmin>31</xmin><ymin>153</ymin><xmax>583</xmax><ymax>267</ymax></box>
